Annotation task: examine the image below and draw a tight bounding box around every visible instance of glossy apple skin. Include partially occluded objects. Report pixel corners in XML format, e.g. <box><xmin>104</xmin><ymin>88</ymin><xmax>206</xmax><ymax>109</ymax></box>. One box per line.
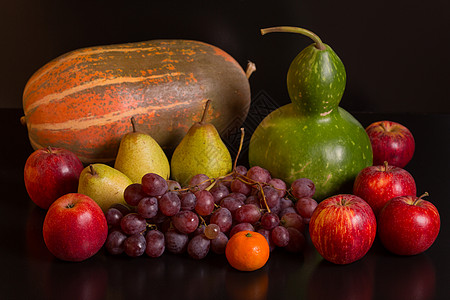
<box><xmin>309</xmin><ymin>194</ymin><xmax>377</xmax><ymax>264</ymax></box>
<box><xmin>353</xmin><ymin>163</ymin><xmax>417</xmax><ymax>216</ymax></box>
<box><xmin>378</xmin><ymin>195</ymin><xmax>440</xmax><ymax>256</ymax></box>
<box><xmin>366</xmin><ymin>120</ymin><xmax>415</xmax><ymax>168</ymax></box>
<box><xmin>24</xmin><ymin>147</ymin><xmax>84</xmax><ymax>209</ymax></box>
<box><xmin>43</xmin><ymin>193</ymin><xmax>108</xmax><ymax>262</ymax></box>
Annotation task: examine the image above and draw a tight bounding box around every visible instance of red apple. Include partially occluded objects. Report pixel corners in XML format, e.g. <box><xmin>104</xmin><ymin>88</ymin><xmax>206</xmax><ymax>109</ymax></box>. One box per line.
<box><xmin>366</xmin><ymin>120</ymin><xmax>415</xmax><ymax>168</ymax></box>
<box><xmin>353</xmin><ymin>161</ymin><xmax>417</xmax><ymax>216</ymax></box>
<box><xmin>377</xmin><ymin>193</ymin><xmax>440</xmax><ymax>256</ymax></box>
<box><xmin>309</xmin><ymin>194</ymin><xmax>376</xmax><ymax>264</ymax></box>
<box><xmin>24</xmin><ymin>147</ymin><xmax>84</xmax><ymax>209</ymax></box>
<box><xmin>43</xmin><ymin>193</ymin><xmax>108</xmax><ymax>262</ymax></box>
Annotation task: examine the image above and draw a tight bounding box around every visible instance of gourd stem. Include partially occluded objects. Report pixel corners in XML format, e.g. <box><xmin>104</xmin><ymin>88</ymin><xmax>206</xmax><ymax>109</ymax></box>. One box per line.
<box><xmin>200</xmin><ymin>100</ymin><xmax>211</xmax><ymax>124</ymax></box>
<box><xmin>131</xmin><ymin>117</ymin><xmax>137</xmax><ymax>133</ymax></box>
<box><xmin>261</xmin><ymin>26</ymin><xmax>326</xmax><ymax>50</ymax></box>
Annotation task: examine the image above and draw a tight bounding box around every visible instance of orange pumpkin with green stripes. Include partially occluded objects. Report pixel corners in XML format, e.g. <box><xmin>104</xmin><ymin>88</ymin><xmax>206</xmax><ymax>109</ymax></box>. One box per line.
<box><xmin>22</xmin><ymin>40</ymin><xmax>252</xmax><ymax>163</ymax></box>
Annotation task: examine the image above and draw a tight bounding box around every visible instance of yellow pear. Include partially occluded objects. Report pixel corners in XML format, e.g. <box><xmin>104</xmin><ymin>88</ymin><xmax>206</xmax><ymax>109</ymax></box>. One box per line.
<box><xmin>171</xmin><ymin>100</ymin><xmax>232</xmax><ymax>186</ymax></box>
<box><xmin>114</xmin><ymin>117</ymin><xmax>170</xmax><ymax>183</ymax></box>
<box><xmin>78</xmin><ymin>163</ymin><xmax>133</xmax><ymax>212</ymax></box>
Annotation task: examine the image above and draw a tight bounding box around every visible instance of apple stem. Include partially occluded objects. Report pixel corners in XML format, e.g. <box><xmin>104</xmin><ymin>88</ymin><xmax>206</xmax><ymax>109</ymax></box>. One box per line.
<box><xmin>383</xmin><ymin>161</ymin><xmax>389</xmax><ymax>171</ymax></box>
<box><xmin>47</xmin><ymin>146</ymin><xmax>53</xmax><ymax>154</ymax></box>
<box><xmin>260</xmin><ymin>26</ymin><xmax>326</xmax><ymax>50</ymax></box>
<box><xmin>413</xmin><ymin>192</ymin><xmax>429</xmax><ymax>205</ymax></box>
<box><xmin>200</xmin><ymin>100</ymin><xmax>211</xmax><ymax>124</ymax></box>
<box><xmin>89</xmin><ymin>164</ymin><xmax>97</xmax><ymax>176</ymax></box>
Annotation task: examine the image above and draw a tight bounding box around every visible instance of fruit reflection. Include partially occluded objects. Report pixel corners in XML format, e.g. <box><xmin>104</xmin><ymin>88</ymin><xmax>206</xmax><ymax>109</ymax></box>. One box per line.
<box><xmin>226</xmin><ymin>268</ymin><xmax>269</xmax><ymax>300</ymax></box>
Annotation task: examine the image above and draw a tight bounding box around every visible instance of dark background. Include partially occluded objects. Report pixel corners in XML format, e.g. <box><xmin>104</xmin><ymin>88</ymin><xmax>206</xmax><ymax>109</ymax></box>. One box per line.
<box><xmin>2</xmin><ymin>0</ymin><xmax>449</xmax><ymax>113</ymax></box>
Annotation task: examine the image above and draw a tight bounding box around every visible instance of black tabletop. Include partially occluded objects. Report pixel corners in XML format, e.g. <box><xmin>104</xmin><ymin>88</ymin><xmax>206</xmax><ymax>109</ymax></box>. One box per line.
<box><xmin>1</xmin><ymin>108</ymin><xmax>449</xmax><ymax>300</ymax></box>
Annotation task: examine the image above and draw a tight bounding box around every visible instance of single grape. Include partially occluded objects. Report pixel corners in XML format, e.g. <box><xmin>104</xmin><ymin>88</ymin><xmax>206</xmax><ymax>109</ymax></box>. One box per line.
<box><xmin>246</xmin><ymin>166</ymin><xmax>271</xmax><ymax>183</ymax></box>
<box><xmin>260</xmin><ymin>212</ymin><xmax>280</xmax><ymax>230</ymax></box>
<box><xmin>148</xmin><ymin>210</ymin><xmax>167</xmax><ymax>225</ymax></box>
<box><xmin>228</xmin><ymin>192</ymin><xmax>247</xmax><ymax>203</ymax></box>
<box><xmin>189</xmin><ymin>174</ymin><xmax>211</xmax><ymax>191</ymax></box>
<box><xmin>271</xmin><ymin>226</ymin><xmax>290</xmax><ymax>247</ymax></box>
<box><xmin>230</xmin><ymin>179</ymin><xmax>252</xmax><ymax>196</ymax></box>
<box><xmin>291</xmin><ymin>178</ymin><xmax>316</xmax><ymax>199</ymax></box>
<box><xmin>187</xmin><ymin>234</ymin><xmax>211</xmax><ymax>260</ymax></box>
<box><xmin>210</xmin><ymin>232</ymin><xmax>228</xmax><ymax>254</ymax></box>
<box><xmin>105</xmin><ymin>207</ymin><xmax>123</xmax><ymax>227</ymax></box>
<box><xmin>204</xmin><ymin>224</ymin><xmax>221</xmax><ymax>239</ymax></box>
<box><xmin>234</xmin><ymin>204</ymin><xmax>261</xmax><ymax>224</ymax></box>
<box><xmin>229</xmin><ymin>222</ymin><xmax>254</xmax><ymax>237</ymax></box>
<box><xmin>145</xmin><ymin>230</ymin><xmax>165</xmax><ymax>258</ymax></box>
<box><xmin>295</xmin><ymin>197</ymin><xmax>318</xmax><ymax>224</ymax></box>
<box><xmin>279</xmin><ymin>207</ymin><xmax>297</xmax><ymax>218</ymax></box>
<box><xmin>180</xmin><ymin>191</ymin><xmax>197</xmax><ymax>211</ymax></box>
<box><xmin>124</xmin><ymin>234</ymin><xmax>146</xmax><ymax>257</ymax></box>
<box><xmin>210</xmin><ymin>183</ymin><xmax>230</xmax><ymax>203</ymax></box>
<box><xmin>259</xmin><ymin>186</ymin><xmax>281</xmax><ymax>209</ymax></box>
<box><xmin>194</xmin><ymin>190</ymin><xmax>215</xmax><ymax>216</ymax></box>
<box><xmin>172</xmin><ymin>210</ymin><xmax>199</xmax><ymax>234</ymax></box>
<box><xmin>210</xmin><ymin>207</ymin><xmax>232</xmax><ymax>233</ymax></box>
<box><xmin>137</xmin><ymin>196</ymin><xmax>158</xmax><ymax>219</ymax></box>
<box><xmin>279</xmin><ymin>197</ymin><xmax>294</xmax><ymax>210</ymax></box>
<box><xmin>190</xmin><ymin>223</ymin><xmax>206</xmax><ymax>238</ymax></box>
<box><xmin>268</xmin><ymin>178</ymin><xmax>287</xmax><ymax>198</ymax></box>
<box><xmin>141</xmin><ymin>173</ymin><xmax>169</xmax><ymax>196</ymax></box>
<box><xmin>165</xmin><ymin>229</ymin><xmax>189</xmax><ymax>254</ymax></box>
<box><xmin>124</xmin><ymin>183</ymin><xmax>146</xmax><ymax>206</ymax></box>
<box><xmin>105</xmin><ymin>230</ymin><xmax>127</xmax><ymax>255</ymax></box>
<box><xmin>159</xmin><ymin>192</ymin><xmax>181</xmax><ymax>216</ymax></box>
<box><xmin>245</xmin><ymin>195</ymin><xmax>260</xmax><ymax>207</ymax></box>
<box><xmin>281</xmin><ymin>212</ymin><xmax>305</xmax><ymax>233</ymax></box>
<box><xmin>234</xmin><ymin>165</ymin><xmax>248</xmax><ymax>176</ymax></box>
<box><xmin>167</xmin><ymin>180</ymin><xmax>182</xmax><ymax>192</ymax></box>
<box><xmin>257</xmin><ymin>228</ymin><xmax>276</xmax><ymax>252</ymax></box>
<box><xmin>120</xmin><ymin>213</ymin><xmax>147</xmax><ymax>235</ymax></box>
<box><xmin>221</xmin><ymin>174</ymin><xmax>233</xmax><ymax>189</ymax></box>
<box><xmin>284</xmin><ymin>228</ymin><xmax>306</xmax><ymax>253</ymax></box>
<box><xmin>220</xmin><ymin>196</ymin><xmax>244</xmax><ymax>216</ymax></box>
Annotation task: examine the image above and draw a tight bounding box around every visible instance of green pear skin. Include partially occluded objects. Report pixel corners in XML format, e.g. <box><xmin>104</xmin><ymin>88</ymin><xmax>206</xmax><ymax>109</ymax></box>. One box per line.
<box><xmin>114</xmin><ymin>131</ymin><xmax>170</xmax><ymax>183</ymax></box>
<box><xmin>78</xmin><ymin>164</ymin><xmax>133</xmax><ymax>212</ymax></box>
<box><xmin>171</xmin><ymin>122</ymin><xmax>232</xmax><ymax>187</ymax></box>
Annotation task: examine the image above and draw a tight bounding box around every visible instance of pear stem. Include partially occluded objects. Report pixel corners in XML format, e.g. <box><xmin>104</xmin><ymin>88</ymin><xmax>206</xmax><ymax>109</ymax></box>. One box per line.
<box><xmin>200</xmin><ymin>100</ymin><xmax>211</xmax><ymax>124</ymax></box>
<box><xmin>89</xmin><ymin>164</ymin><xmax>97</xmax><ymax>176</ymax></box>
<box><xmin>261</xmin><ymin>26</ymin><xmax>326</xmax><ymax>50</ymax></box>
<box><xmin>233</xmin><ymin>128</ymin><xmax>245</xmax><ymax>171</ymax></box>
<box><xmin>131</xmin><ymin>117</ymin><xmax>137</xmax><ymax>132</ymax></box>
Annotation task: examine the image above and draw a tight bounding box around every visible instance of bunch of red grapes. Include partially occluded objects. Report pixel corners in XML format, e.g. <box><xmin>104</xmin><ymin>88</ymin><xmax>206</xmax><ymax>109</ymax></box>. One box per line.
<box><xmin>104</xmin><ymin>165</ymin><xmax>318</xmax><ymax>259</ymax></box>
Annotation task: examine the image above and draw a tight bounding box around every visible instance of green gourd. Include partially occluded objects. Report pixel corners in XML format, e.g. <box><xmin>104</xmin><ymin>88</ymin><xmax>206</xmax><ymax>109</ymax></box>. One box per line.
<box><xmin>248</xmin><ymin>26</ymin><xmax>372</xmax><ymax>200</ymax></box>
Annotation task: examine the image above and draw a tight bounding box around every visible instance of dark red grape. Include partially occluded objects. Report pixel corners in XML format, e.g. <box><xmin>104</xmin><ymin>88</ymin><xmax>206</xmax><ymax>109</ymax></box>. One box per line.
<box><xmin>172</xmin><ymin>210</ymin><xmax>199</xmax><ymax>234</ymax></box>
<box><xmin>194</xmin><ymin>190</ymin><xmax>215</xmax><ymax>216</ymax></box>
<box><xmin>124</xmin><ymin>183</ymin><xmax>146</xmax><ymax>206</ymax></box>
<box><xmin>281</xmin><ymin>212</ymin><xmax>305</xmax><ymax>233</ymax></box>
<box><xmin>105</xmin><ymin>207</ymin><xmax>123</xmax><ymax>227</ymax></box>
<box><xmin>291</xmin><ymin>178</ymin><xmax>315</xmax><ymax>199</ymax></box>
<box><xmin>141</xmin><ymin>173</ymin><xmax>168</xmax><ymax>196</ymax></box>
<box><xmin>105</xmin><ymin>230</ymin><xmax>127</xmax><ymax>255</ymax></box>
<box><xmin>167</xmin><ymin>180</ymin><xmax>181</xmax><ymax>192</ymax></box>
<box><xmin>295</xmin><ymin>197</ymin><xmax>318</xmax><ymax>224</ymax></box>
<box><xmin>234</xmin><ymin>165</ymin><xmax>248</xmax><ymax>176</ymax></box>
<box><xmin>268</xmin><ymin>178</ymin><xmax>287</xmax><ymax>197</ymax></box>
<box><xmin>180</xmin><ymin>191</ymin><xmax>197</xmax><ymax>211</ymax></box>
<box><xmin>261</xmin><ymin>212</ymin><xmax>280</xmax><ymax>230</ymax></box>
<box><xmin>247</xmin><ymin>166</ymin><xmax>271</xmax><ymax>183</ymax></box>
<box><xmin>211</xmin><ymin>232</ymin><xmax>228</xmax><ymax>254</ymax></box>
<box><xmin>229</xmin><ymin>222</ymin><xmax>254</xmax><ymax>237</ymax></box>
<box><xmin>259</xmin><ymin>186</ymin><xmax>281</xmax><ymax>208</ymax></box>
<box><xmin>120</xmin><ymin>213</ymin><xmax>147</xmax><ymax>235</ymax></box>
<box><xmin>271</xmin><ymin>226</ymin><xmax>290</xmax><ymax>247</ymax></box>
<box><xmin>145</xmin><ymin>230</ymin><xmax>165</xmax><ymax>257</ymax></box>
<box><xmin>230</xmin><ymin>179</ymin><xmax>252</xmax><ymax>196</ymax></box>
<box><xmin>187</xmin><ymin>234</ymin><xmax>210</xmax><ymax>260</ymax></box>
<box><xmin>189</xmin><ymin>174</ymin><xmax>211</xmax><ymax>190</ymax></box>
<box><xmin>234</xmin><ymin>204</ymin><xmax>261</xmax><ymax>224</ymax></box>
<box><xmin>257</xmin><ymin>228</ymin><xmax>276</xmax><ymax>252</ymax></box>
<box><xmin>280</xmin><ymin>197</ymin><xmax>294</xmax><ymax>210</ymax></box>
<box><xmin>245</xmin><ymin>195</ymin><xmax>260</xmax><ymax>207</ymax></box>
<box><xmin>159</xmin><ymin>192</ymin><xmax>181</xmax><ymax>216</ymax></box>
<box><xmin>210</xmin><ymin>207</ymin><xmax>232</xmax><ymax>233</ymax></box>
<box><xmin>220</xmin><ymin>196</ymin><xmax>244</xmax><ymax>216</ymax></box>
<box><xmin>165</xmin><ymin>229</ymin><xmax>189</xmax><ymax>254</ymax></box>
<box><xmin>110</xmin><ymin>203</ymin><xmax>132</xmax><ymax>216</ymax></box>
<box><xmin>279</xmin><ymin>207</ymin><xmax>297</xmax><ymax>218</ymax></box>
<box><xmin>137</xmin><ymin>196</ymin><xmax>158</xmax><ymax>219</ymax></box>
<box><xmin>228</xmin><ymin>192</ymin><xmax>247</xmax><ymax>203</ymax></box>
<box><xmin>284</xmin><ymin>228</ymin><xmax>306</xmax><ymax>253</ymax></box>
<box><xmin>210</xmin><ymin>183</ymin><xmax>230</xmax><ymax>203</ymax></box>
<box><xmin>124</xmin><ymin>234</ymin><xmax>146</xmax><ymax>257</ymax></box>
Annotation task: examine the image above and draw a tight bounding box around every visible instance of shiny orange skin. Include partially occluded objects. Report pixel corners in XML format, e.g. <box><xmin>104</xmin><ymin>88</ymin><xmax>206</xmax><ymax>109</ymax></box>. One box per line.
<box><xmin>22</xmin><ymin>40</ymin><xmax>251</xmax><ymax>163</ymax></box>
<box><xmin>225</xmin><ymin>230</ymin><xmax>270</xmax><ymax>272</ymax></box>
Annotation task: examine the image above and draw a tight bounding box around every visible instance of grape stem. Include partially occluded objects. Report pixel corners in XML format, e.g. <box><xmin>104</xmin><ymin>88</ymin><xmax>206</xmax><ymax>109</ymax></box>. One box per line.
<box><xmin>260</xmin><ymin>26</ymin><xmax>326</xmax><ymax>50</ymax></box>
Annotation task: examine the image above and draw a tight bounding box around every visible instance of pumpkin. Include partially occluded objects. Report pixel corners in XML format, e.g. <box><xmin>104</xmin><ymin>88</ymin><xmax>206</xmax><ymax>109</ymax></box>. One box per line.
<box><xmin>22</xmin><ymin>40</ymin><xmax>253</xmax><ymax>163</ymax></box>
